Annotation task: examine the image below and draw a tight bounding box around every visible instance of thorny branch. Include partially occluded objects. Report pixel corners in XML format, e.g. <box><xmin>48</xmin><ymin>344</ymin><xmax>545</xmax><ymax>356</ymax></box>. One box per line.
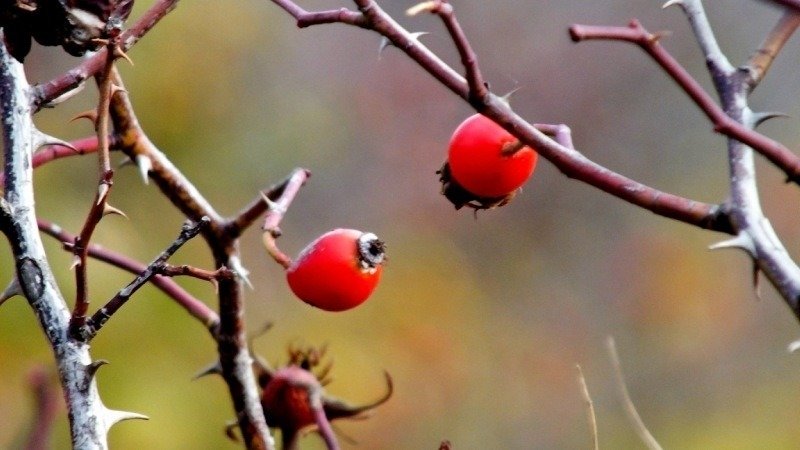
<box><xmin>5</xmin><ymin>0</ymin><xmax>800</xmax><ymax>447</ymax></box>
<box><xmin>270</xmin><ymin>0</ymin><xmax>733</xmax><ymax>234</ymax></box>
<box><xmin>568</xmin><ymin>20</ymin><xmax>800</xmax><ymax>184</ymax></box>
<box><xmin>31</xmin><ymin>0</ymin><xmax>182</xmax><ymax>110</ymax></box>
<box><xmin>574</xmin><ymin>0</ymin><xmax>800</xmax><ymax>317</ymax></box>
<box><xmin>76</xmin><ymin>217</ymin><xmax>210</xmax><ymax>342</ymax></box>
<box><xmin>260</xmin><ymin>169</ymin><xmax>311</xmax><ymax>269</ymax></box>
<box><xmin>269</xmin><ymin>0</ymin><xmax>800</xmax><ymax>321</ymax></box>
<box><xmin>1</xmin><ymin>31</ymin><xmax>116</xmax><ymax>449</ymax></box>
<box><xmin>109</xmin><ymin>85</ymin><xmax>266</xmax><ymax>449</ymax></box>
<box><xmin>37</xmin><ymin>219</ymin><xmax>221</xmax><ymax>334</ymax></box>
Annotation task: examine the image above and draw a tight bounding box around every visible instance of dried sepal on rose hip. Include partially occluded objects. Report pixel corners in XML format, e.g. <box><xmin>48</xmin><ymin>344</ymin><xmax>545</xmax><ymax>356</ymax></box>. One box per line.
<box><xmin>279</xmin><ymin>229</ymin><xmax>386</xmax><ymax>312</ymax></box>
<box><xmin>438</xmin><ymin>113</ymin><xmax>538</xmax><ymax>210</ymax></box>
<box><xmin>237</xmin><ymin>341</ymin><xmax>393</xmax><ymax>448</ymax></box>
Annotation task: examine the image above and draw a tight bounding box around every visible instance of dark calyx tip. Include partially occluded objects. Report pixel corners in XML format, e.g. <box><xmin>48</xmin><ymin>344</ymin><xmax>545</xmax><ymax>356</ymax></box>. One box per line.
<box><xmin>358</xmin><ymin>232</ymin><xmax>386</xmax><ymax>268</ymax></box>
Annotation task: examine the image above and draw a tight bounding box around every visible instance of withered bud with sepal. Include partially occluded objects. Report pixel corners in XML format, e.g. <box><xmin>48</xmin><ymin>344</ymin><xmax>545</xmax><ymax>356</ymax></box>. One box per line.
<box><xmin>1</xmin><ymin>0</ymin><xmax>134</xmax><ymax>62</ymax></box>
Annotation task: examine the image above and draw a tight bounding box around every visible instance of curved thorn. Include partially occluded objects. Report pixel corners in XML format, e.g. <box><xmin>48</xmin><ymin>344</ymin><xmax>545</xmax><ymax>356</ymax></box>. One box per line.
<box><xmin>662</xmin><ymin>0</ymin><xmax>683</xmax><ymax>9</ymax></box>
<box><xmin>379</xmin><ymin>31</ymin><xmax>428</xmax><ymax>58</ymax></box>
<box><xmin>87</xmin><ymin>359</ymin><xmax>110</xmax><ymax>378</ymax></box>
<box><xmin>135</xmin><ymin>154</ymin><xmax>152</xmax><ymax>185</ymax></box>
<box><xmin>228</xmin><ymin>256</ymin><xmax>253</xmax><ymax>290</ymax></box>
<box><xmin>378</xmin><ymin>36</ymin><xmax>391</xmax><ymax>57</ymax></box>
<box><xmin>751</xmin><ymin>111</ymin><xmax>790</xmax><ymax>128</ymax></box>
<box><xmin>69</xmin><ymin>254</ymin><xmax>82</xmax><ymax>271</ymax></box>
<box><xmin>259</xmin><ymin>192</ymin><xmax>286</xmax><ymax>216</ymax></box>
<box><xmin>224</xmin><ymin>420</ymin><xmax>240</xmax><ymax>442</ymax></box>
<box><xmin>410</xmin><ymin>31</ymin><xmax>430</xmax><ymax>40</ymax></box>
<box><xmin>499</xmin><ymin>86</ymin><xmax>523</xmax><ymax>105</ymax></box>
<box><xmin>788</xmin><ymin>339</ymin><xmax>800</xmax><ymax>353</ymax></box>
<box><xmin>31</xmin><ymin>130</ymin><xmax>77</xmax><ymax>154</ymax></box>
<box><xmin>97</xmin><ymin>182</ymin><xmax>109</xmax><ymax>205</ymax></box>
<box><xmin>103</xmin><ymin>408</ymin><xmax>149</xmax><ymax>431</ymax></box>
<box><xmin>0</xmin><ymin>277</ymin><xmax>22</xmax><ymax>306</ymax></box>
<box><xmin>41</xmin><ymin>80</ymin><xmax>86</xmax><ymax>108</ymax></box>
<box><xmin>102</xmin><ymin>203</ymin><xmax>128</xmax><ymax>219</ymax></box>
<box><xmin>753</xmin><ymin>262</ymin><xmax>763</xmax><ymax>301</ymax></box>
<box><xmin>113</xmin><ymin>47</ymin><xmax>134</xmax><ymax>66</ymax></box>
<box><xmin>193</xmin><ymin>360</ymin><xmax>222</xmax><ymax>380</ymax></box>
<box><xmin>708</xmin><ymin>235</ymin><xmax>755</xmax><ymax>255</ymax></box>
<box><xmin>69</xmin><ymin>109</ymin><xmax>99</xmax><ymax>124</ymax></box>
<box><xmin>648</xmin><ymin>30</ymin><xmax>672</xmax><ymax>43</ymax></box>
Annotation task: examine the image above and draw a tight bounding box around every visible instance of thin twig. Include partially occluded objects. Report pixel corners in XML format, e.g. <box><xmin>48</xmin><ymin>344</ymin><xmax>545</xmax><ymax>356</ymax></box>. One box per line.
<box><xmin>77</xmin><ymin>217</ymin><xmax>210</xmax><ymax>341</ymax></box>
<box><xmin>575</xmin><ymin>364</ymin><xmax>599</xmax><ymax>450</ymax></box>
<box><xmin>271</xmin><ymin>0</ymin><xmax>367</xmax><ymax>28</ymax></box>
<box><xmin>0</xmin><ymin>135</ymin><xmax>105</xmax><ymax>186</ymax></box>
<box><xmin>228</xmin><ymin>167</ymin><xmax>310</xmax><ymax>238</ymax></box>
<box><xmin>31</xmin><ymin>0</ymin><xmax>182</xmax><ymax>109</ymax></box>
<box><xmin>259</xmin><ymin>168</ymin><xmax>311</xmax><ymax>269</ymax></box>
<box><xmin>69</xmin><ymin>47</ymin><xmax>120</xmax><ymax>338</ymax></box>
<box><xmin>407</xmin><ymin>0</ymin><xmax>489</xmax><ymax>105</ymax></box>
<box><xmin>745</xmin><ymin>10</ymin><xmax>800</xmax><ymax>88</ymax></box>
<box><xmin>106</xmin><ymin>70</ymin><xmax>274</xmax><ymax>448</ymax></box>
<box><xmin>606</xmin><ymin>337</ymin><xmax>663</xmax><ymax>450</ymax></box>
<box><xmin>667</xmin><ymin>0</ymin><xmax>800</xmax><ymax>317</ymax></box>
<box><xmin>270</xmin><ymin>0</ymin><xmax>733</xmax><ymax>234</ymax></box>
<box><xmin>69</xmin><ymin>167</ymin><xmax>113</xmax><ymax>338</ymax></box>
<box><xmin>664</xmin><ymin>0</ymin><xmax>735</xmax><ymax>76</ymax></box>
<box><xmin>158</xmin><ymin>264</ymin><xmax>235</xmax><ymax>283</ymax></box>
<box><xmin>569</xmin><ymin>20</ymin><xmax>800</xmax><ymax>184</ymax></box>
<box><xmin>37</xmin><ymin>219</ymin><xmax>220</xmax><ymax>334</ymax></box>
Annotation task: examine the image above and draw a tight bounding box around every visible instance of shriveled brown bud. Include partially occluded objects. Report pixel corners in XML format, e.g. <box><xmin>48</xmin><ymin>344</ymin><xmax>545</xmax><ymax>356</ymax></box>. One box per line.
<box><xmin>0</xmin><ymin>0</ymin><xmax>134</xmax><ymax>61</ymax></box>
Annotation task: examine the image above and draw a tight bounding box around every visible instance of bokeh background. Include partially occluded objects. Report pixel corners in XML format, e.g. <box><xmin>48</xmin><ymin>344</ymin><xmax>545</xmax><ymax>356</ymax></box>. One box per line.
<box><xmin>3</xmin><ymin>0</ymin><xmax>800</xmax><ymax>448</ymax></box>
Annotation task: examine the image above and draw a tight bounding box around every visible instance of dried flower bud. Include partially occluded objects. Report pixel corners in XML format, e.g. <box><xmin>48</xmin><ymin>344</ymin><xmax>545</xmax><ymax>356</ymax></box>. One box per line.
<box><xmin>0</xmin><ymin>0</ymin><xmax>134</xmax><ymax>61</ymax></box>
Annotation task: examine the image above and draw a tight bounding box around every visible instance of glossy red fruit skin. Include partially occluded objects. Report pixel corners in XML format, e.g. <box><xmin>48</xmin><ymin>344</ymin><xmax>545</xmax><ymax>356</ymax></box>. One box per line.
<box><xmin>447</xmin><ymin>113</ymin><xmax>538</xmax><ymax>198</ymax></box>
<box><xmin>286</xmin><ymin>229</ymin><xmax>383</xmax><ymax>312</ymax></box>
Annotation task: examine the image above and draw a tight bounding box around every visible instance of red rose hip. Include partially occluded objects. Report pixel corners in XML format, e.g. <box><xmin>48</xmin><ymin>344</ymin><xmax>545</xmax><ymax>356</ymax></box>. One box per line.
<box><xmin>439</xmin><ymin>113</ymin><xmax>538</xmax><ymax>210</ymax></box>
<box><xmin>286</xmin><ymin>229</ymin><xmax>385</xmax><ymax>312</ymax></box>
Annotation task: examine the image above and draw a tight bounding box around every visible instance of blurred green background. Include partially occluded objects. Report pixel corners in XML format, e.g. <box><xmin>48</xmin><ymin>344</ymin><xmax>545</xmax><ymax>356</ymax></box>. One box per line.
<box><xmin>4</xmin><ymin>0</ymin><xmax>800</xmax><ymax>448</ymax></box>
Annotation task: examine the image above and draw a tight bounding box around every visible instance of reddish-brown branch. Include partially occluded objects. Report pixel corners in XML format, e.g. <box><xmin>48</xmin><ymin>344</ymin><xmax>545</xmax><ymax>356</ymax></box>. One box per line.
<box><xmin>271</xmin><ymin>0</ymin><xmax>366</xmax><ymax>27</ymax></box>
<box><xmin>745</xmin><ymin>10</ymin><xmax>800</xmax><ymax>89</ymax></box>
<box><xmin>158</xmin><ymin>264</ymin><xmax>235</xmax><ymax>283</ymax></box>
<box><xmin>38</xmin><ymin>219</ymin><xmax>221</xmax><ymax>334</ymax></box>
<box><xmin>271</xmin><ymin>1</ymin><xmax>732</xmax><ymax>234</ymax></box>
<box><xmin>31</xmin><ymin>0</ymin><xmax>182</xmax><ymax>110</ymax></box>
<box><xmin>258</xmin><ymin>169</ymin><xmax>310</xmax><ymax>269</ymax></box>
<box><xmin>78</xmin><ymin>218</ymin><xmax>210</xmax><ymax>341</ymax></box>
<box><xmin>568</xmin><ymin>20</ymin><xmax>800</xmax><ymax>184</ymax></box>
<box><xmin>766</xmin><ymin>0</ymin><xmax>800</xmax><ymax>11</ymax></box>
<box><xmin>228</xmin><ymin>167</ymin><xmax>311</xmax><ymax>239</ymax></box>
<box><xmin>260</xmin><ymin>169</ymin><xmax>310</xmax><ymax>234</ymax></box>
<box><xmin>69</xmin><ymin>167</ymin><xmax>114</xmax><ymax>338</ymax></box>
<box><xmin>0</xmin><ymin>135</ymin><xmax>105</xmax><ymax>186</ymax></box>
<box><xmin>407</xmin><ymin>0</ymin><xmax>488</xmax><ymax>105</ymax></box>
<box><xmin>67</xmin><ymin>50</ymin><xmax>120</xmax><ymax>338</ymax></box>
<box><xmin>106</xmin><ymin>68</ymin><xmax>274</xmax><ymax>449</ymax></box>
